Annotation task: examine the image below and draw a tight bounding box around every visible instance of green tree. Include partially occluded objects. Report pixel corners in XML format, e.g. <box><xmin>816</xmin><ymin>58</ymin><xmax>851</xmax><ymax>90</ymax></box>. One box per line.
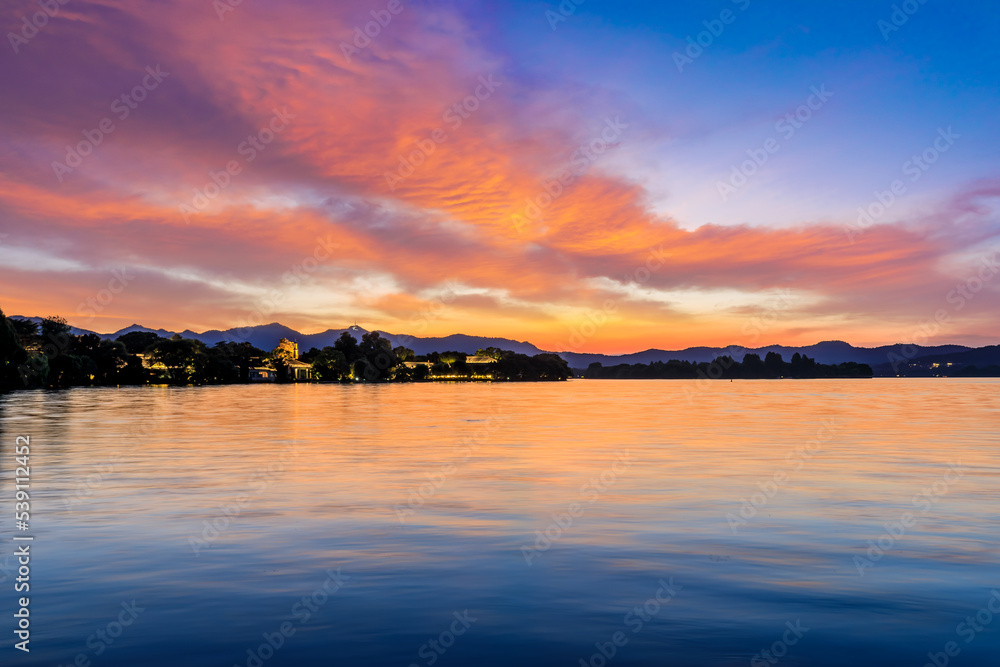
<box><xmin>311</xmin><ymin>347</ymin><xmax>349</xmax><ymax>381</ymax></box>
<box><xmin>147</xmin><ymin>335</ymin><xmax>211</xmax><ymax>383</ymax></box>
<box><xmin>393</xmin><ymin>346</ymin><xmax>415</xmax><ymax>362</ymax></box>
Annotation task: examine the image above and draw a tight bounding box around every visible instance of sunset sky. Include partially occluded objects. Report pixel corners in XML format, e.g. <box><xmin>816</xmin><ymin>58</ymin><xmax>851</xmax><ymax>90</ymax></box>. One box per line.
<box><xmin>1</xmin><ymin>0</ymin><xmax>998</xmax><ymax>353</ymax></box>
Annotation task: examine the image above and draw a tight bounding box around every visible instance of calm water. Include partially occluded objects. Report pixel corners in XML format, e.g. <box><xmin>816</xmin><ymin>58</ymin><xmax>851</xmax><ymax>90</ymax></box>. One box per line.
<box><xmin>1</xmin><ymin>380</ymin><xmax>998</xmax><ymax>666</ymax></box>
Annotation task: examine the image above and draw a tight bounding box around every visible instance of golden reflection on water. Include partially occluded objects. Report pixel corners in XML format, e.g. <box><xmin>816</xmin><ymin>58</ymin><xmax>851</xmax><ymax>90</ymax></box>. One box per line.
<box><xmin>2</xmin><ymin>379</ymin><xmax>999</xmax><ymax>666</ymax></box>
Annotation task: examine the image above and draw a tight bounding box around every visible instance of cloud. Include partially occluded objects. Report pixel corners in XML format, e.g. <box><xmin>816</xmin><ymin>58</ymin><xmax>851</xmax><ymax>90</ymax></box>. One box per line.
<box><xmin>1</xmin><ymin>0</ymin><xmax>997</xmax><ymax>350</ymax></box>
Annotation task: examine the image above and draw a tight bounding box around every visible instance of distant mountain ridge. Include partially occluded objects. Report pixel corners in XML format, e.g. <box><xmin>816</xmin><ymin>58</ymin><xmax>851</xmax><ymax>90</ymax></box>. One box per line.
<box><xmin>557</xmin><ymin>340</ymin><xmax>972</xmax><ymax>368</ymax></box>
<box><xmin>12</xmin><ymin>316</ymin><xmax>995</xmax><ymax>375</ymax></box>
<box><xmin>14</xmin><ymin>318</ymin><xmax>547</xmax><ymax>358</ymax></box>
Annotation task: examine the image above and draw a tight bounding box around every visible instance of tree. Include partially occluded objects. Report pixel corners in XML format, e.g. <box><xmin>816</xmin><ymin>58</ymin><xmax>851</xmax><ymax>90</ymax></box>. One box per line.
<box><xmin>0</xmin><ymin>307</ymin><xmax>28</xmax><ymax>389</ymax></box>
<box><xmin>47</xmin><ymin>353</ymin><xmax>95</xmax><ymax>388</ymax></box>
<box><xmin>40</xmin><ymin>316</ymin><xmax>72</xmax><ymax>352</ymax></box>
<box><xmin>204</xmin><ymin>346</ymin><xmax>240</xmax><ymax>383</ymax></box>
<box><xmin>311</xmin><ymin>347</ymin><xmax>349</xmax><ymax>381</ymax></box>
<box><xmin>8</xmin><ymin>318</ymin><xmax>38</xmax><ymax>350</ymax></box>
<box><xmin>492</xmin><ymin>351</ymin><xmax>570</xmax><ymax>381</ymax></box>
<box><xmin>392</xmin><ymin>364</ymin><xmax>413</xmax><ymax>382</ymax></box>
<box><xmin>334</xmin><ymin>331</ymin><xmax>360</xmax><ymax>364</ymax></box>
<box><xmin>80</xmin><ymin>339</ymin><xmax>131</xmax><ymax>385</ymax></box>
<box><xmin>213</xmin><ymin>341</ymin><xmax>266</xmax><ymax>382</ymax></box>
<box><xmin>147</xmin><ymin>335</ymin><xmax>211</xmax><ymax>383</ymax></box>
<box><xmin>393</xmin><ymin>346</ymin><xmax>415</xmax><ymax>362</ymax></box>
<box><xmin>741</xmin><ymin>353</ymin><xmax>765</xmax><ymax>378</ymax></box>
<box><xmin>116</xmin><ymin>331</ymin><xmax>164</xmax><ymax>354</ymax></box>
<box><xmin>764</xmin><ymin>351</ymin><xmax>785</xmax><ymax>377</ymax></box>
<box><xmin>440</xmin><ymin>351</ymin><xmax>468</xmax><ymax>376</ymax></box>
<box><xmin>532</xmin><ymin>353</ymin><xmax>571</xmax><ymax>380</ymax></box>
<box><xmin>357</xmin><ymin>331</ymin><xmax>398</xmax><ymax>381</ymax></box>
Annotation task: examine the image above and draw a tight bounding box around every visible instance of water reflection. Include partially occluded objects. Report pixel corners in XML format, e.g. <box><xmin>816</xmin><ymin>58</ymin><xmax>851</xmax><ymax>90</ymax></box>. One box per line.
<box><xmin>1</xmin><ymin>380</ymin><xmax>998</xmax><ymax>666</ymax></box>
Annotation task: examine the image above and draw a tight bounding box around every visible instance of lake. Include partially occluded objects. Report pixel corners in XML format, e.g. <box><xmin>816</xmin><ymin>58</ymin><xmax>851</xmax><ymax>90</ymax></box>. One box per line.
<box><xmin>1</xmin><ymin>379</ymin><xmax>998</xmax><ymax>666</ymax></box>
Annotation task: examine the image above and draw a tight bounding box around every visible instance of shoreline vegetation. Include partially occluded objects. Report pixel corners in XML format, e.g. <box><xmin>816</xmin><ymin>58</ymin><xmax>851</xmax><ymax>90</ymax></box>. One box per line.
<box><xmin>583</xmin><ymin>354</ymin><xmax>873</xmax><ymax>380</ymax></box>
<box><xmin>0</xmin><ymin>311</ymin><xmax>571</xmax><ymax>390</ymax></box>
<box><xmin>12</xmin><ymin>309</ymin><xmax>997</xmax><ymax>391</ymax></box>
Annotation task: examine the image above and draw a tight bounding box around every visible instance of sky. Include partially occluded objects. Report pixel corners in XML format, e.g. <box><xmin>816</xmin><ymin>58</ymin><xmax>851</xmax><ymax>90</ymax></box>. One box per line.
<box><xmin>1</xmin><ymin>0</ymin><xmax>998</xmax><ymax>353</ymax></box>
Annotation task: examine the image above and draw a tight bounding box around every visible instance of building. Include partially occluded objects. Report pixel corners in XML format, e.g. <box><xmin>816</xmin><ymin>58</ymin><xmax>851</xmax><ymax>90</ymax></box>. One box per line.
<box><xmin>249</xmin><ymin>367</ymin><xmax>277</xmax><ymax>382</ymax></box>
<box><xmin>285</xmin><ymin>359</ymin><xmax>315</xmax><ymax>381</ymax></box>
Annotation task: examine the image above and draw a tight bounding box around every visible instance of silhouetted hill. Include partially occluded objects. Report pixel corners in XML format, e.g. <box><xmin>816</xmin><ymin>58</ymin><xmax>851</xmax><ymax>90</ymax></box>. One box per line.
<box><xmin>93</xmin><ymin>322</ymin><xmax>546</xmax><ymax>356</ymax></box>
<box><xmin>558</xmin><ymin>341</ymin><xmax>971</xmax><ymax>369</ymax></box>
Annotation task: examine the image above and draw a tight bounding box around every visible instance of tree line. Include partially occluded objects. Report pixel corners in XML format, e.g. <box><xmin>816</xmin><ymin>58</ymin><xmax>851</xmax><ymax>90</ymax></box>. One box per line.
<box><xmin>0</xmin><ymin>310</ymin><xmax>570</xmax><ymax>389</ymax></box>
<box><xmin>302</xmin><ymin>336</ymin><xmax>569</xmax><ymax>382</ymax></box>
<box><xmin>583</xmin><ymin>352</ymin><xmax>873</xmax><ymax>380</ymax></box>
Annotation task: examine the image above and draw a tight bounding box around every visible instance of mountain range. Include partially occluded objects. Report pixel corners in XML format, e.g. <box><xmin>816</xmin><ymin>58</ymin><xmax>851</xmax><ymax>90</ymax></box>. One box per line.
<box><xmin>14</xmin><ymin>316</ymin><xmax>1000</xmax><ymax>376</ymax></box>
